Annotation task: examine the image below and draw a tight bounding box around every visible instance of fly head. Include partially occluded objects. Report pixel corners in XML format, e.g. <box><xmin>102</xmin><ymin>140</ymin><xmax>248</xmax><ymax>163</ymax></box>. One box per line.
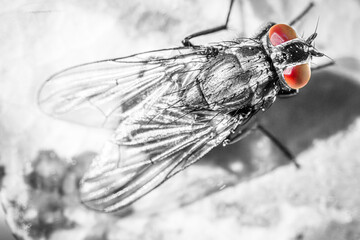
<box><xmin>266</xmin><ymin>24</ymin><xmax>326</xmax><ymax>90</ymax></box>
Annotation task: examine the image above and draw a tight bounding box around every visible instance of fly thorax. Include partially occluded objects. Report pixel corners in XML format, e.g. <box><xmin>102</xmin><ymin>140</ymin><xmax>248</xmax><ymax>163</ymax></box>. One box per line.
<box><xmin>198</xmin><ymin>54</ymin><xmax>248</xmax><ymax>109</ymax></box>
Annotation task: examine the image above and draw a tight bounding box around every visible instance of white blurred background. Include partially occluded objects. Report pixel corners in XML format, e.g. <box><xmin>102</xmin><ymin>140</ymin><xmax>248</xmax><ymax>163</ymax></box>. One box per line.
<box><xmin>1</xmin><ymin>0</ymin><xmax>360</xmax><ymax>239</ymax></box>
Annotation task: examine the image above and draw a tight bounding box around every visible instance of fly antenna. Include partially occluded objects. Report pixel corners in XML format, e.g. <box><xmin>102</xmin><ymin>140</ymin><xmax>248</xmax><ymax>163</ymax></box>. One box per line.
<box><xmin>314</xmin><ymin>16</ymin><xmax>320</xmax><ymax>35</ymax></box>
<box><xmin>313</xmin><ymin>16</ymin><xmax>320</xmax><ymax>47</ymax></box>
<box><xmin>305</xmin><ymin>17</ymin><xmax>320</xmax><ymax>45</ymax></box>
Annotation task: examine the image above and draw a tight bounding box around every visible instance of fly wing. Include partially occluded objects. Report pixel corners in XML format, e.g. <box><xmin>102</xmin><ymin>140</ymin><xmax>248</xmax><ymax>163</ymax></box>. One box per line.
<box><xmin>38</xmin><ymin>47</ymin><xmax>211</xmax><ymax>129</ymax></box>
<box><xmin>80</xmin><ymin>100</ymin><xmax>239</xmax><ymax>212</ymax></box>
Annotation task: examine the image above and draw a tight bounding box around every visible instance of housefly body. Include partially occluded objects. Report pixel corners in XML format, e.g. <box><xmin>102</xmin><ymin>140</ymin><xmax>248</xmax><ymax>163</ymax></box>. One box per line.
<box><xmin>38</xmin><ymin>1</ymin><xmax>330</xmax><ymax>212</ymax></box>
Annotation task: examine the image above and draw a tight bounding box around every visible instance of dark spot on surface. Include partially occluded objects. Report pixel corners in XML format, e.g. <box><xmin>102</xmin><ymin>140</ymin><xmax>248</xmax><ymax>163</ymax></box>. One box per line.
<box><xmin>25</xmin><ymin>151</ymin><xmax>67</xmax><ymax>193</ymax></box>
<box><xmin>4</xmin><ymin>150</ymin><xmax>96</xmax><ymax>240</ymax></box>
<box><xmin>294</xmin><ymin>233</ymin><xmax>304</xmax><ymax>240</ymax></box>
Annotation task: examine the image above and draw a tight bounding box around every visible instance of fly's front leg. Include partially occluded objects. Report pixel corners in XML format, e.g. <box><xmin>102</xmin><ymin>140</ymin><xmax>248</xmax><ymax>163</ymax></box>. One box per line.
<box><xmin>289</xmin><ymin>2</ymin><xmax>314</xmax><ymax>26</ymax></box>
<box><xmin>278</xmin><ymin>89</ymin><xmax>299</xmax><ymax>98</ymax></box>
<box><xmin>182</xmin><ymin>0</ymin><xmax>235</xmax><ymax>47</ymax></box>
<box><xmin>311</xmin><ymin>61</ymin><xmax>335</xmax><ymax>71</ymax></box>
<box><xmin>253</xmin><ymin>22</ymin><xmax>276</xmax><ymax>40</ymax></box>
<box><xmin>254</xmin><ymin>2</ymin><xmax>315</xmax><ymax>40</ymax></box>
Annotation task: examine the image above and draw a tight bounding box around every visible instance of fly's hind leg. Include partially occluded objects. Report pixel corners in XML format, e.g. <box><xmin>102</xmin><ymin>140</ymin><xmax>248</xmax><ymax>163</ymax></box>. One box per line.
<box><xmin>182</xmin><ymin>0</ymin><xmax>235</xmax><ymax>47</ymax></box>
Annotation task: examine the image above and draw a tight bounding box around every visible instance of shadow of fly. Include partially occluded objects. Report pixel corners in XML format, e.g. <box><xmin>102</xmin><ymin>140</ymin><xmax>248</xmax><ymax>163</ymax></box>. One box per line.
<box><xmin>38</xmin><ymin>1</ymin><xmax>332</xmax><ymax>212</ymax></box>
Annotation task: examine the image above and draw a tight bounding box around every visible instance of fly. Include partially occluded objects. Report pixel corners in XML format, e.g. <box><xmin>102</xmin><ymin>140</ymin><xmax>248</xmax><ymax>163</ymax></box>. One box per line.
<box><xmin>38</xmin><ymin>1</ymin><xmax>332</xmax><ymax>212</ymax></box>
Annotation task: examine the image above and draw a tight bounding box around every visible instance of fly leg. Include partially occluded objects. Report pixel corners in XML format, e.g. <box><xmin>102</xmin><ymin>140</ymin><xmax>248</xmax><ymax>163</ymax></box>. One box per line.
<box><xmin>257</xmin><ymin>124</ymin><xmax>300</xmax><ymax>168</ymax></box>
<box><xmin>226</xmin><ymin>123</ymin><xmax>256</xmax><ymax>145</ymax></box>
<box><xmin>0</xmin><ymin>165</ymin><xmax>5</xmax><ymax>185</ymax></box>
<box><xmin>278</xmin><ymin>89</ymin><xmax>299</xmax><ymax>98</ymax></box>
<box><xmin>253</xmin><ymin>22</ymin><xmax>276</xmax><ymax>40</ymax></box>
<box><xmin>182</xmin><ymin>0</ymin><xmax>235</xmax><ymax>47</ymax></box>
<box><xmin>289</xmin><ymin>2</ymin><xmax>315</xmax><ymax>26</ymax></box>
<box><xmin>225</xmin><ymin>122</ymin><xmax>300</xmax><ymax>168</ymax></box>
<box><xmin>254</xmin><ymin>2</ymin><xmax>315</xmax><ymax>40</ymax></box>
<box><xmin>311</xmin><ymin>61</ymin><xmax>335</xmax><ymax>71</ymax></box>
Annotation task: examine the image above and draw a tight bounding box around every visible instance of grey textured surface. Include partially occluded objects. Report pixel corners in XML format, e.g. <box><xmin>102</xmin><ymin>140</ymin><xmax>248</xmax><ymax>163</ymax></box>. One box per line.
<box><xmin>1</xmin><ymin>0</ymin><xmax>360</xmax><ymax>239</ymax></box>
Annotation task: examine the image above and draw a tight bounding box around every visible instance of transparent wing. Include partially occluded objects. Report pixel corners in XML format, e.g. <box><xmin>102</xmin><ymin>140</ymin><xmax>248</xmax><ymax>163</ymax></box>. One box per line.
<box><xmin>79</xmin><ymin>99</ymin><xmax>239</xmax><ymax>212</ymax></box>
<box><xmin>38</xmin><ymin>47</ymin><xmax>211</xmax><ymax>129</ymax></box>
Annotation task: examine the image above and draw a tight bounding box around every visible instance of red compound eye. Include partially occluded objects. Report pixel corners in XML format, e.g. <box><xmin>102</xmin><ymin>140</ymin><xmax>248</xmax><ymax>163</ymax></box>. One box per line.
<box><xmin>283</xmin><ymin>63</ymin><xmax>311</xmax><ymax>89</ymax></box>
<box><xmin>269</xmin><ymin>24</ymin><xmax>311</xmax><ymax>89</ymax></box>
<box><xmin>269</xmin><ymin>24</ymin><xmax>297</xmax><ymax>46</ymax></box>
